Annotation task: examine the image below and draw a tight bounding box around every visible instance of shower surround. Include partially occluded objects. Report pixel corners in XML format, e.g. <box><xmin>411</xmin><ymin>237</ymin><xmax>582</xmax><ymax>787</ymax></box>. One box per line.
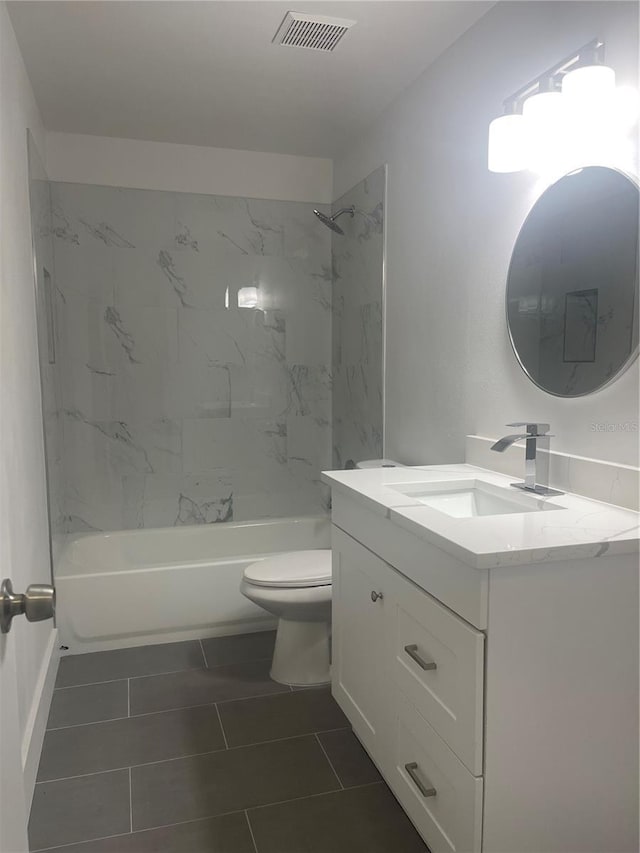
<box><xmin>331</xmin><ymin>166</ymin><xmax>385</xmax><ymax>469</ymax></box>
<box><xmin>50</xmin><ymin>183</ymin><xmax>332</xmax><ymax>532</ymax></box>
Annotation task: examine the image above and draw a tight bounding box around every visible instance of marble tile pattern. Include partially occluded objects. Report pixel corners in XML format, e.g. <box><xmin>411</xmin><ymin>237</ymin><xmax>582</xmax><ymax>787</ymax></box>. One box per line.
<box><xmin>331</xmin><ymin>167</ymin><xmax>385</xmax><ymax>469</ymax></box>
<box><xmin>28</xmin><ymin>136</ymin><xmax>66</xmax><ymax>556</ymax></box>
<box><xmin>48</xmin><ymin>182</ymin><xmax>332</xmax><ymax>531</ymax></box>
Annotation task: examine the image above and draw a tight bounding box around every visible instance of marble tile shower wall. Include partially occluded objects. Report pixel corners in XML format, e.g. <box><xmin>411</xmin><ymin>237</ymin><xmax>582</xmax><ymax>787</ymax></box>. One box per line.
<box><xmin>332</xmin><ymin>167</ymin><xmax>385</xmax><ymax>469</ymax></box>
<box><xmin>50</xmin><ymin>183</ymin><xmax>332</xmax><ymax>532</ymax></box>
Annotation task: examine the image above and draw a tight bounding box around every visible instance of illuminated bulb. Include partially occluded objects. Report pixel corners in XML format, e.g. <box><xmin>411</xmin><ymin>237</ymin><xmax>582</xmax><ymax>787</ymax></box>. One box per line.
<box><xmin>488</xmin><ymin>111</ymin><xmax>527</xmax><ymax>173</ymax></box>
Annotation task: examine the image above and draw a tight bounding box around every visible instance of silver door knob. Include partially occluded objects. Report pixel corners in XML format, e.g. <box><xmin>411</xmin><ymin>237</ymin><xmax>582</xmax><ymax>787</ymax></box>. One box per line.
<box><xmin>0</xmin><ymin>578</ymin><xmax>55</xmax><ymax>634</ymax></box>
<box><xmin>370</xmin><ymin>590</ymin><xmax>383</xmax><ymax>602</ymax></box>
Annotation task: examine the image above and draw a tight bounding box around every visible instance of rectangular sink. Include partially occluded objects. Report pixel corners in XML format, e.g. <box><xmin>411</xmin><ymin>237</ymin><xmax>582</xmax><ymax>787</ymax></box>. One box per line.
<box><xmin>388</xmin><ymin>479</ymin><xmax>561</xmax><ymax>518</ymax></box>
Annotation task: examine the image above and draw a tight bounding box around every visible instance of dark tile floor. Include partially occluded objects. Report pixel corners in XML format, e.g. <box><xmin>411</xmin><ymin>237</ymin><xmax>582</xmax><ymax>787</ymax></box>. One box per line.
<box><xmin>29</xmin><ymin>632</ymin><xmax>428</xmax><ymax>853</ymax></box>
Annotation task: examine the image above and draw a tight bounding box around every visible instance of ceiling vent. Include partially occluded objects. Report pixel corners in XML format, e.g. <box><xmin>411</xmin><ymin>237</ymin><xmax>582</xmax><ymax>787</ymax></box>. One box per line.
<box><xmin>272</xmin><ymin>11</ymin><xmax>356</xmax><ymax>52</ymax></box>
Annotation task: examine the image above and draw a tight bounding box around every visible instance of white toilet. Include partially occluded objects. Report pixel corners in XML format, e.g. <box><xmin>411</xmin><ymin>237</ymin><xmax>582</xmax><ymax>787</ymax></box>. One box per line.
<box><xmin>240</xmin><ymin>459</ymin><xmax>405</xmax><ymax>686</ymax></box>
<box><xmin>240</xmin><ymin>550</ymin><xmax>332</xmax><ymax>686</ymax></box>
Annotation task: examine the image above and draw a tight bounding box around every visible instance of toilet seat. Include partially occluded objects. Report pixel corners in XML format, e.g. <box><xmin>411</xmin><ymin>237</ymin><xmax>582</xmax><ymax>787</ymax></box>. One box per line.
<box><xmin>243</xmin><ymin>550</ymin><xmax>331</xmax><ymax>589</ymax></box>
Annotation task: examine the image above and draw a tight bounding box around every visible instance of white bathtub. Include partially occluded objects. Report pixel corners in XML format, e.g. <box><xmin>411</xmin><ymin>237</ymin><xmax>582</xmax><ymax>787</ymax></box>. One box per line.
<box><xmin>55</xmin><ymin>516</ymin><xmax>331</xmax><ymax>654</ymax></box>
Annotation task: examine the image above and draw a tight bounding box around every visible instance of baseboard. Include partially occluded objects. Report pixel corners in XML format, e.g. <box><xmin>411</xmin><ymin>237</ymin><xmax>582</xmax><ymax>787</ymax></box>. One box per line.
<box><xmin>22</xmin><ymin>627</ymin><xmax>59</xmax><ymax>811</ymax></box>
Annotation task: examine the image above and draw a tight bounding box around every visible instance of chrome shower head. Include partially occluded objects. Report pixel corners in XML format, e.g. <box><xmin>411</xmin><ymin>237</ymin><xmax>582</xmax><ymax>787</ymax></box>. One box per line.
<box><xmin>313</xmin><ymin>206</ymin><xmax>355</xmax><ymax>235</ymax></box>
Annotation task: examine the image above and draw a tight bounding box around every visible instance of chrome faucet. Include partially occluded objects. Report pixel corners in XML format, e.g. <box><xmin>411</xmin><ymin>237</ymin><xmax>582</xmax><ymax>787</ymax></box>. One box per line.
<box><xmin>491</xmin><ymin>422</ymin><xmax>564</xmax><ymax>496</ymax></box>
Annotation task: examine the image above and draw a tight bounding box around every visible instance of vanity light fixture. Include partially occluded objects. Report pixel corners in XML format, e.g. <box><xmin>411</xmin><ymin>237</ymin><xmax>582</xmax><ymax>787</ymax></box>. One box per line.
<box><xmin>488</xmin><ymin>39</ymin><xmax>637</xmax><ymax>174</ymax></box>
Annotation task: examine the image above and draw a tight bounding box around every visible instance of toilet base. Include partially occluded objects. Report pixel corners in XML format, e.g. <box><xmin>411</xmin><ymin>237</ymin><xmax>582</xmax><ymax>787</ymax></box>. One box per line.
<box><xmin>270</xmin><ymin>618</ymin><xmax>331</xmax><ymax>687</ymax></box>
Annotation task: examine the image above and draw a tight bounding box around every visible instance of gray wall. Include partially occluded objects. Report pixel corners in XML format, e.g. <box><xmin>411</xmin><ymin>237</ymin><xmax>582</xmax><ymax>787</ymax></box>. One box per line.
<box><xmin>333</xmin><ymin>1</ymin><xmax>639</xmax><ymax>467</ymax></box>
<box><xmin>50</xmin><ymin>182</ymin><xmax>332</xmax><ymax>531</ymax></box>
<box><xmin>331</xmin><ymin>167</ymin><xmax>385</xmax><ymax>468</ymax></box>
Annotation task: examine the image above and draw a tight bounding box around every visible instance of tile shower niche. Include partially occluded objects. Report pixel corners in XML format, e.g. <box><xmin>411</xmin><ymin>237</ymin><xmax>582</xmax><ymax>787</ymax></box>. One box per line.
<box><xmin>48</xmin><ymin>183</ymin><xmax>334</xmax><ymax>532</ymax></box>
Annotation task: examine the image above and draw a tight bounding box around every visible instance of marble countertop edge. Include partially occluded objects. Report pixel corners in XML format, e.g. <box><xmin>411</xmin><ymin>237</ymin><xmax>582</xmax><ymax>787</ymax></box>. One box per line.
<box><xmin>322</xmin><ymin>464</ymin><xmax>640</xmax><ymax>570</ymax></box>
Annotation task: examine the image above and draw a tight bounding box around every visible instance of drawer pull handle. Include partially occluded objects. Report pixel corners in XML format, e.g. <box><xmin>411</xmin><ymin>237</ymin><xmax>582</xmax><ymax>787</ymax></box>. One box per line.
<box><xmin>370</xmin><ymin>590</ymin><xmax>383</xmax><ymax>602</ymax></box>
<box><xmin>404</xmin><ymin>644</ymin><xmax>437</xmax><ymax>671</ymax></box>
<box><xmin>405</xmin><ymin>762</ymin><xmax>436</xmax><ymax>798</ymax></box>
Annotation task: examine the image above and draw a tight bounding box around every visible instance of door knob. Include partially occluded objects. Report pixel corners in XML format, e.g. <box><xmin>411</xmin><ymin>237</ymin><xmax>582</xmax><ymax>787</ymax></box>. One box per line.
<box><xmin>0</xmin><ymin>578</ymin><xmax>55</xmax><ymax>634</ymax></box>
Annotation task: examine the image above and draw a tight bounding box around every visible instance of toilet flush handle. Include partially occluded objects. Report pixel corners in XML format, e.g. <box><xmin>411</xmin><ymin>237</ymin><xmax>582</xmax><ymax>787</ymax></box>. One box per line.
<box><xmin>370</xmin><ymin>590</ymin><xmax>383</xmax><ymax>603</ymax></box>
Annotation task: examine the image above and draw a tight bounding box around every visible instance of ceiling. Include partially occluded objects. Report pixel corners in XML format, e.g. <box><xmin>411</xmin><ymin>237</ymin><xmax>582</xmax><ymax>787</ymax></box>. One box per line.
<box><xmin>8</xmin><ymin>1</ymin><xmax>493</xmax><ymax>158</ymax></box>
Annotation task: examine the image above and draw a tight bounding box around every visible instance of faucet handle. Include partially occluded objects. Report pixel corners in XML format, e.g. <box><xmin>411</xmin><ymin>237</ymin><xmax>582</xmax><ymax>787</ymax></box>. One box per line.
<box><xmin>506</xmin><ymin>422</ymin><xmax>551</xmax><ymax>435</ymax></box>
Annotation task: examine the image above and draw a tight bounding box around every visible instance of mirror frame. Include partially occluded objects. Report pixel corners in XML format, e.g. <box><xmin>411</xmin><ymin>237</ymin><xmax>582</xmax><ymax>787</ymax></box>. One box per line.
<box><xmin>505</xmin><ymin>165</ymin><xmax>640</xmax><ymax>398</ymax></box>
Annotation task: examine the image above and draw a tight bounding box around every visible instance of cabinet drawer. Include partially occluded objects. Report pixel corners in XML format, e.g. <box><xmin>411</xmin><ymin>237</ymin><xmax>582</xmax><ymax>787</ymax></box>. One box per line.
<box><xmin>389</xmin><ymin>694</ymin><xmax>483</xmax><ymax>853</ymax></box>
<box><xmin>388</xmin><ymin>569</ymin><xmax>484</xmax><ymax>774</ymax></box>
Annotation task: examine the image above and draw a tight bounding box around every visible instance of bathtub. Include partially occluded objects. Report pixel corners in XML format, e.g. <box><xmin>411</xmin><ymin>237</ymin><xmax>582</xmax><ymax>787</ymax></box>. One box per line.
<box><xmin>55</xmin><ymin>516</ymin><xmax>331</xmax><ymax>654</ymax></box>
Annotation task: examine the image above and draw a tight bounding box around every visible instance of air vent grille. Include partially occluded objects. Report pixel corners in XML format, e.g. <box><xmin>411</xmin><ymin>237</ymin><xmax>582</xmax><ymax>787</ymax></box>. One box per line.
<box><xmin>273</xmin><ymin>12</ymin><xmax>356</xmax><ymax>52</ymax></box>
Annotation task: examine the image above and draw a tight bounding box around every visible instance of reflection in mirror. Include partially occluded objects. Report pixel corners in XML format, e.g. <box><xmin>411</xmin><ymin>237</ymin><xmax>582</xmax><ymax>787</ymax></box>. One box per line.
<box><xmin>506</xmin><ymin>166</ymin><xmax>639</xmax><ymax>397</ymax></box>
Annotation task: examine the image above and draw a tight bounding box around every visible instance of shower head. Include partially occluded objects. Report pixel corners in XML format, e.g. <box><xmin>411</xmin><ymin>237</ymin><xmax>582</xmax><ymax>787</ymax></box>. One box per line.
<box><xmin>313</xmin><ymin>206</ymin><xmax>355</xmax><ymax>235</ymax></box>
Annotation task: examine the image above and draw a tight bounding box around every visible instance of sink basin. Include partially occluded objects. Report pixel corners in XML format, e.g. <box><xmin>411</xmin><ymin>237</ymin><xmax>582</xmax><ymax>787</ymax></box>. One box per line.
<box><xmin>388</xmin><ymin>479</ymin><xmax>561</xmax><ymax>518</ymax></box>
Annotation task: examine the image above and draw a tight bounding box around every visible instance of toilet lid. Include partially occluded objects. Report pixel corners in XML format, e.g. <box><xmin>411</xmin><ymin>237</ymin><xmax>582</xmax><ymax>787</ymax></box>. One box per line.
<box><xmin>244</xmin><ymin>550</ymin><xmax>332</xmax><ymax>588</ymax></box>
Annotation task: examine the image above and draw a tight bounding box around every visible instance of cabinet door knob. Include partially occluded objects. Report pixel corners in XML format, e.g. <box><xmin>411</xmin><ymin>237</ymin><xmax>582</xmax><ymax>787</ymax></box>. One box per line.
<box><xmin>370</xmin><ymin>590</ymin><xmax>383</xmax><ymax>602</ymax></box>
<box><xmin>405</xmin><ymin>762</ymin><xmax>436</xmax><ymax>798</ymax></box>
<box><xmin>404</xmin><ymin>644</ymin><xmax>437</xmax><ymax>671</ymax></box>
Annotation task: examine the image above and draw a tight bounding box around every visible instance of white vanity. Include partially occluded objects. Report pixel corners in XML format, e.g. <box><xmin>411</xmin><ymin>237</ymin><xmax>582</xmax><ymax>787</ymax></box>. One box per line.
<box><xmin>322</xmin><ymin>464</ymin><xmax>639</xmax><ymax>853</ymax></box>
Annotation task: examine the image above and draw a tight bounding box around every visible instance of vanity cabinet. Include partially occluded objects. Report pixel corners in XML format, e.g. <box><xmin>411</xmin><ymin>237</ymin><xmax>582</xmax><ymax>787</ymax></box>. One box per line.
<box><xmin>330</xmin><ymin>493</ymin><xmax>639</xmax><ymax>853</ymax></box>
<box><xmin>331</xmin><ymin>526</ymin><xmax>388</xmax><ymax>758</ymax></box>
<box><xmin>332</xmin><ymin>525</ymin><xmax>484</xmax><ymax>853</ymax></box>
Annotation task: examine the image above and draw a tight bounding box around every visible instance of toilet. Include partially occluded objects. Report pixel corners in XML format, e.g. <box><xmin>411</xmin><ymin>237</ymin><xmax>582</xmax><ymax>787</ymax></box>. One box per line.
<box><xmin>240</xmin><ymin>550</ymin><xmax>332</xmax><ymax>686</ymax></box>
<box><xmin>240</xmin><ymin>459</ymin><xmax>405</xmax><ymax>687</ymax></box>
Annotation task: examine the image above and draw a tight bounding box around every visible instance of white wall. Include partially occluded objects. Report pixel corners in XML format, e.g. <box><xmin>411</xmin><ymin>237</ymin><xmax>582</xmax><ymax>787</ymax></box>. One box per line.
<box><xmin>334</xmin><ymin>1</ymin><xmax>639</xmax><ymax>467</ymax></box>
<box><xmin>0</xmin><ymin>0</ymin><xmax>58</xmax><ymax>814</ymax></box>
<box><xmin>46</xmin><ymin>131</ymin><xmax>333</xmax><ymax>203</ymax></box>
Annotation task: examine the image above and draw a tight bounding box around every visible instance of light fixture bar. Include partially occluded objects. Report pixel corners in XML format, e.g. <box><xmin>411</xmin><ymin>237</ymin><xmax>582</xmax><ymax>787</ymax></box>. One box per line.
<box><xmin>502</xmin><ymin>38</ymin><xmax>604</xmax><ymax>112</ymax></box>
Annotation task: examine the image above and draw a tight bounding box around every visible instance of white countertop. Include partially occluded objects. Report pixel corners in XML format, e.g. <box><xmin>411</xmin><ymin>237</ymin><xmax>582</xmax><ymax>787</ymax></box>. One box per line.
<box><xmin>321</xmin><ymin>464</ymin><xmax>640</xmax><ymax>569</ymax></box>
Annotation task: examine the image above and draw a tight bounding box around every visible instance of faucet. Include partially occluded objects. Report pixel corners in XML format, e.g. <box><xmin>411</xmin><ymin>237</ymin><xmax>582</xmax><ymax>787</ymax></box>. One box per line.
<box><xmin>491</xmin><ymin>422</ymin><xmax>564</xmax><ymax>496</ymax></box>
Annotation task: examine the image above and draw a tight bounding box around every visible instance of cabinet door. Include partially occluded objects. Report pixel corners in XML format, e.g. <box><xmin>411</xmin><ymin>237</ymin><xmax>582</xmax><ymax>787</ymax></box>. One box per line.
<box><xmin>331</xmin><ymin>526</ymin><xmax>387</xmax><ymax>760</ymax></box>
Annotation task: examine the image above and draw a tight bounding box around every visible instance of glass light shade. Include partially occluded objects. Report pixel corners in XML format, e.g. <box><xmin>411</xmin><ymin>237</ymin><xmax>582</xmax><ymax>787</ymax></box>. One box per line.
<box><xmin>488</xmin><ymin>113</ymin><xmax>527</xmax><ymax>172</ymax></box>
<box><xmin>562</xmin><ymin>64</ymin><xmax>615</xmax><ymax>101</ymax></box>
<box><xmin>522</xmin><ymin>90</ymin><xmax>565</xmax><ymax>127</ymax></box>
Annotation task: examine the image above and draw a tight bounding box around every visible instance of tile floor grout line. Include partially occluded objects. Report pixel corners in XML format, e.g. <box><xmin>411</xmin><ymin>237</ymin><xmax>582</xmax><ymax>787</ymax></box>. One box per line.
<box><xmin>36</xmin><ymin>728</ymin><xmax>353</xmax><ymax>784</ymax></box>
<box><xmin>52</xmin><ymin>676</ymin><xmax>131</xmax><ymax>692</ymax></box>
<box><xmin>30</xmin><ymin>806</ymin><xmax>253</xmax><ymax>852</ymax></box>
<box><xmin>315</xmin><ymin>732</ymin><xmax>344</xmax><ymax>790</ymax></box>
<box><xmin>45</xmin><ymin>683</ymin><xmax>308</xmax><ymax>731</ymax></box>
<box><xmin>53</xmin><ymin>656</ymin><xmax>275</xmax><ymax>693</ymax></box>
<box><xmin>199</xmin><ymin>638</ymin><xmax>208</xmax><ymax>668</ymax></box>
<box><xmin>31</xmin><ymin>785</ymin><xmax>386</xmax><ymax>853</ymax></box>
<box><xmin>128</xmin><ymin>766</ymin><xmax>133</xmax><ymax>832</ymax></box>
<box><xmin>245</xmin><ymin>809</ymin><xmax>260</xmax><ymax>853</ymax></box>
<box><xmin>53</xmin><ymin>666</ymin><xmax>204</xmax><ymax>691</ymax></box>
<box><xmin>214</xmin><ymin>702</ymin><xmax>229</xmax><ymax>749</ymax></box>
<box><xmin>246</xmin><ymin>780</ymin><xmax>384</xmax><ymax>815</ymax></box>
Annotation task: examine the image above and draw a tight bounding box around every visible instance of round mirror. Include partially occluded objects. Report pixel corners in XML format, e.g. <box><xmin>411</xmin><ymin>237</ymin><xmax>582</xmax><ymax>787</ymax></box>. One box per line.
<box><xmin>506</xmin><ymin>166</ymin><xmax>639</xmax><ymax>397</ymax></box>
